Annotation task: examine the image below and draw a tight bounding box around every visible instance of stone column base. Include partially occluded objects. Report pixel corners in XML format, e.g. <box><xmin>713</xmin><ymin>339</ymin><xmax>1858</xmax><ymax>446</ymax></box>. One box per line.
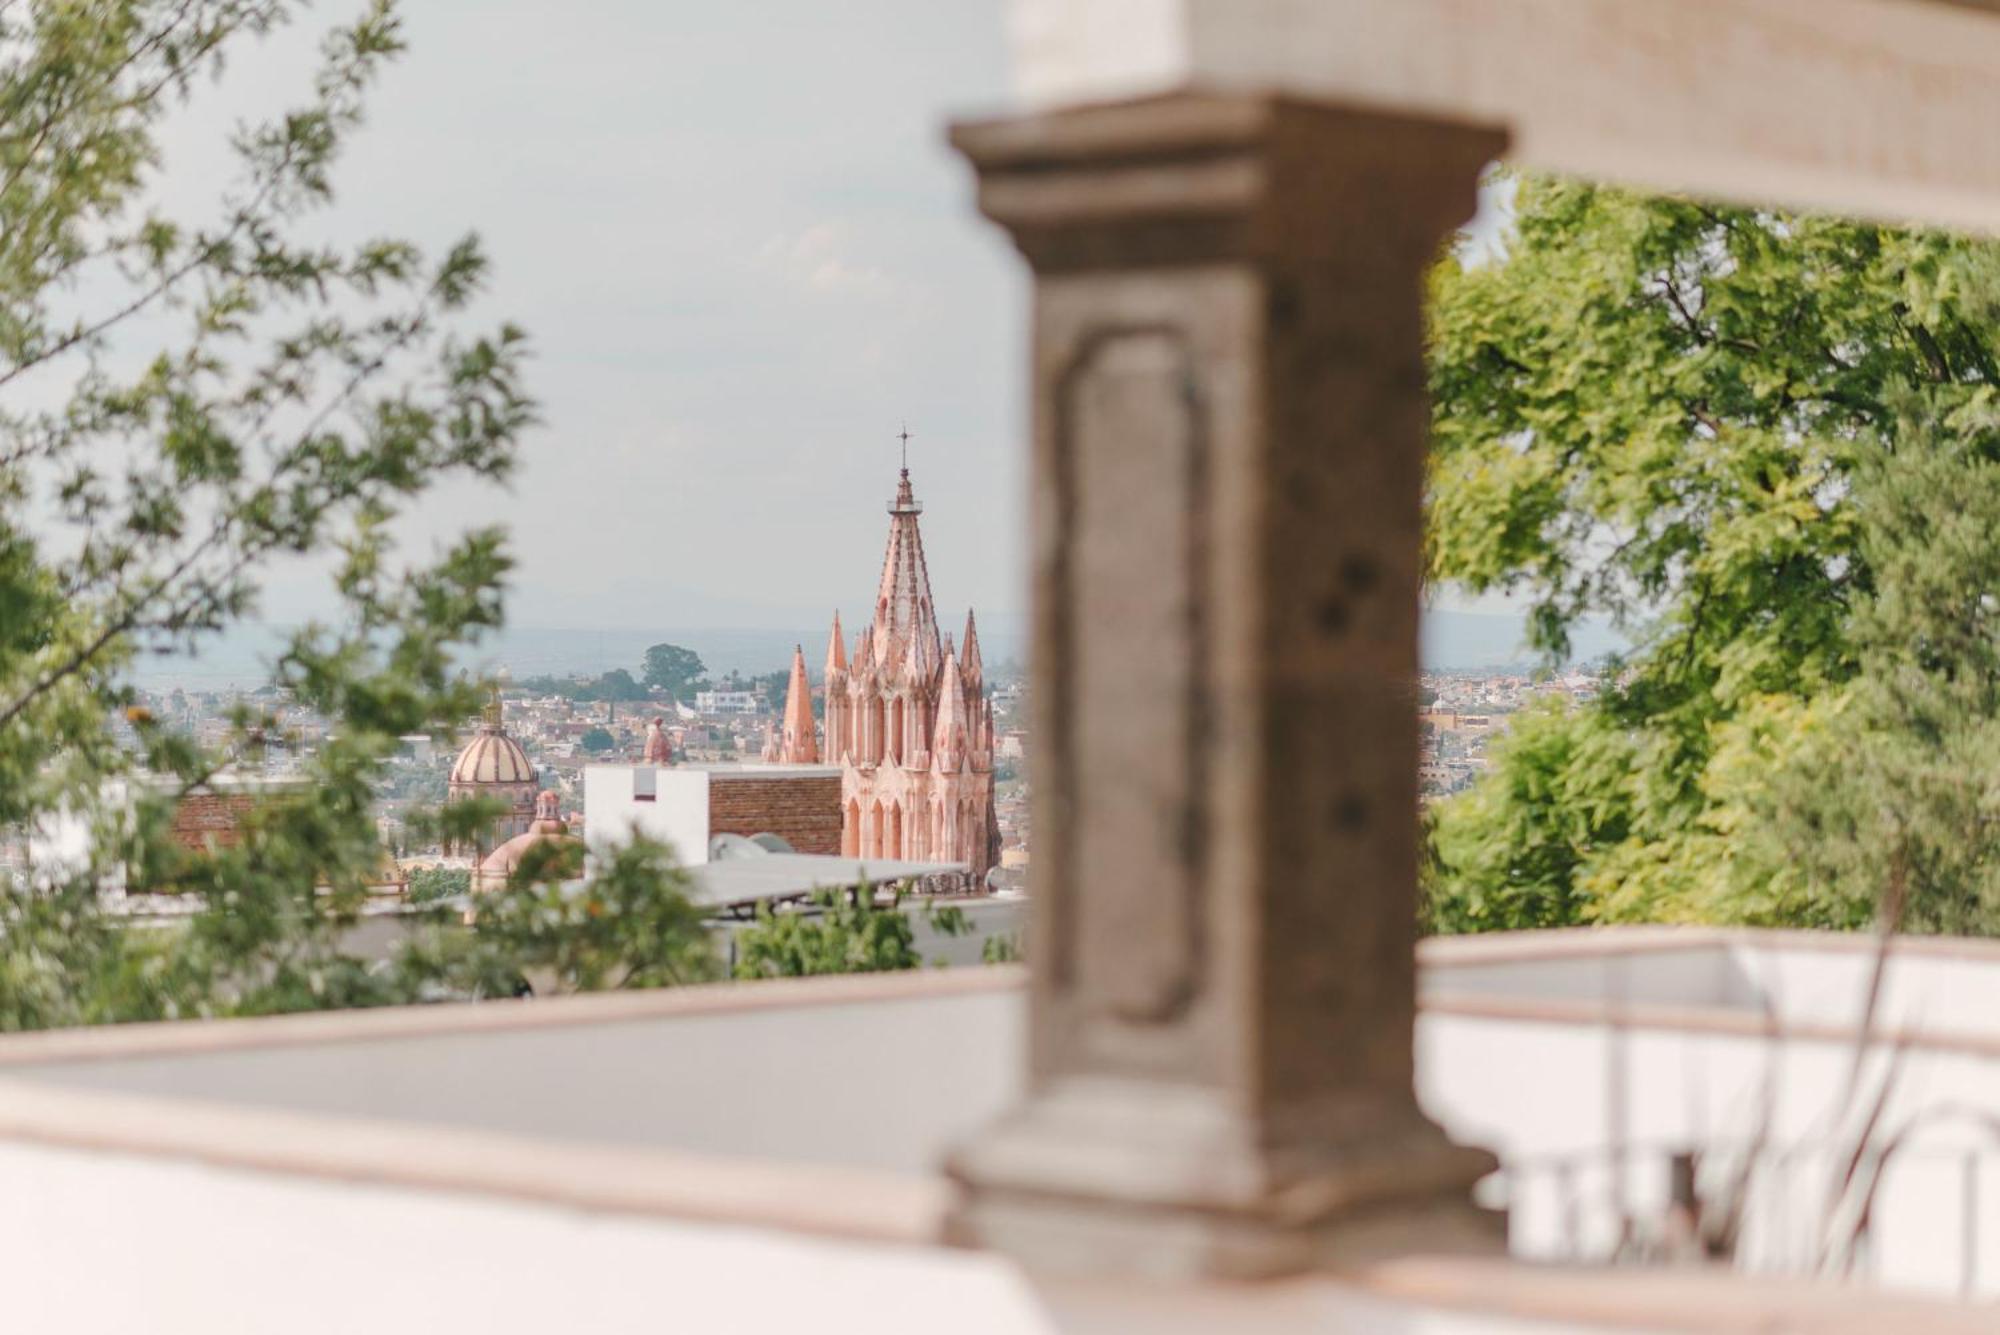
<box><xmin>945</xmin><ymin>1078</ymin><xmax>1503</xmax><ymax>1279</ymax></box>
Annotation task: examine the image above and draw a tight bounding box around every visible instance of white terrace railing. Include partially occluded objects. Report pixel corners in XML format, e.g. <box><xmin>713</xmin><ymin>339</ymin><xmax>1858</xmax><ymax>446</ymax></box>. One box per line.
<box><xmin>1420</xmin><ymin>928</ymin><xmax>2000</xmax><ymax>1301</ymax></box>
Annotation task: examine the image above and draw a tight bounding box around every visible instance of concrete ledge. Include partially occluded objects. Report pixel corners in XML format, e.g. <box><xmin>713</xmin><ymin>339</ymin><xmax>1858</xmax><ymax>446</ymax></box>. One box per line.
<box><xmin>1421</xmin><ymin>925</ymin><xmax>2000</xmax><ymax>969</ymax></box>
<box><xmin>1419</xmin><ymin>926</ymin><xmax>2000</xmax><ymax>1059</ymax></box>
<box><xmin>0</xmin><ymin>965</ymin><xmax>1026</xmax><ymax>1067</ymax></box>
<box><xmin>1004</xmin><ymin>0</ymin><xmax>2000</xmax><ymax>231</ymax></box>
<box><xmin>0</xmin><ymin>1074</ymin><xmax>950</xmax><ymax>1246</ymax></box>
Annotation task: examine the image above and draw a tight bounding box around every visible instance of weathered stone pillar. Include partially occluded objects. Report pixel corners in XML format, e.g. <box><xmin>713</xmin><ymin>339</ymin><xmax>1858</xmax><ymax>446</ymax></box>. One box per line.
<box><xmin>945</xmin><ymin>94</ymin><xmax>1506</xmax><ymax>1278</ymax></box>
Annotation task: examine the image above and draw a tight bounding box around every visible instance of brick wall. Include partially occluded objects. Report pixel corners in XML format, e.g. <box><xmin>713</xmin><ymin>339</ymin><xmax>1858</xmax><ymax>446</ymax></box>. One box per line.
<box><xmin>707</xmin><ymin>773</ymin><xmax>842</xmax><ymax>855</ymax></box>
<box><xmin>170</xmin><ymin>792</ymin><xmax>262</xmax><ymax>852</ymax></box>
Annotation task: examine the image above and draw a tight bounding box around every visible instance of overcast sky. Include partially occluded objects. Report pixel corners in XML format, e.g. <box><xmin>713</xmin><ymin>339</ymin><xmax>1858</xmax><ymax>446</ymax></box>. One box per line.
<box><xmin>142</xmin><ymin>1</ymin><xmax>1528</xmax><ymax>655</ymax></box>
<box><xmin>156</xmin><ymin>0</ymin><xmax>1026</xmax><ymax>636</ymax></box>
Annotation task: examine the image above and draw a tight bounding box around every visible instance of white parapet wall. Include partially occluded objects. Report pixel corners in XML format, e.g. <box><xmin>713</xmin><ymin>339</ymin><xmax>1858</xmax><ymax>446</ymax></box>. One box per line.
<box><xmin>1420</xmin><ymin>930</ymin><xmax>2000</xmax><ymax>1298</ymax></box>
<box><xmin>0</xmin><ymin>968</ymin><xmax>1692</xmax><ymax>1335</ymax></box>
<box><xmin>0</xmin><ymin>934</ymin><xmax>1991</xmax><ymax>1329</ymax></box>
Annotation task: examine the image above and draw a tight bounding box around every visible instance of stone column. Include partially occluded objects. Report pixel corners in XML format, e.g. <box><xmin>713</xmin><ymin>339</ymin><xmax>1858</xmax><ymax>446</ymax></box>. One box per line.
<box><xmin>945</xmin><ymin>94</ymin><xmax>1507</xmax><ymax>1278</ymax></box>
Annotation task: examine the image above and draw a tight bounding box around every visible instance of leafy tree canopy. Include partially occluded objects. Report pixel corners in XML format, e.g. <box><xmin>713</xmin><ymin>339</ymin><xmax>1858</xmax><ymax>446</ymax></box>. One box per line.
<box><xmin>571</xmin><ymin>667</ymin><xmax>648</xmax><ymax>702</ymax></box>
<box><xmin>0</xmin><ymin>2</ymin><xmax>709</xmax><ymax>1028</ymax></box>
<box><xmin>1426</xmin><ymin>172</ymin><xmax>2000</xmax><ymax>933</ymax></box>
<box><xmin>406</xmin><ymin>865</ymin><xmax>469</xmax><ymax>906</ymax></box>
<box><xmin>642</xmin><ymin>642</ymin><xmax>708</xmax><ymax>700</ymax></box>
<box><xmin>732</xmin><ymin>888</ymin><xmax>967</xmax><ymax>979</ymax></box>
<box><xmin>578</xmin><ymin>726</ymin><xmax>614</xmax><ymax>753</ymax></box>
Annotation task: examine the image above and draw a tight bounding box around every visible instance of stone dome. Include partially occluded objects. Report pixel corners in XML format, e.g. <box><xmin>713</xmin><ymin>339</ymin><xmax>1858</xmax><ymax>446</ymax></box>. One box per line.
<box><xmin>450</xmin><ymin>688</ymin><xmax>534</xmax><ymax>785</ymax></box>
<box><xmin>450</xmin><ymin>729</ymin><xmax>535</xmax><ymax>785</ymax></box>
<box><xmin>448</xmin><ymin>686</ymin><xmax>540</xmax><ymax>857</ymax></box>
<box><xmin>474</xmin><ymin>790</ymin><xmax>582</xmax><ymax>891</ymax></box>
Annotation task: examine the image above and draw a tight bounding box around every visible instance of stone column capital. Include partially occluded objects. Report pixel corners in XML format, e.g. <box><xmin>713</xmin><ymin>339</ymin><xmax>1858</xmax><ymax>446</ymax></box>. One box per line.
<box><xmin>950</xmin><ymin>93</ymin><xmax>1506</xmax><ymax>274</ymax></box>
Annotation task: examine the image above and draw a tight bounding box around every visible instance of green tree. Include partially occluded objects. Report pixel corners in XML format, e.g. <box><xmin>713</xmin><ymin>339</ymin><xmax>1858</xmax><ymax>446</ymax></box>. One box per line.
<box><xmin>406</xmin><ymin>865</ymin><xmax>469</xmax><ymax>905</ymax></box>
<box><xmin>573</xmin><ymin>667</ymin><xmax>648</xmax><ymax>702</ymax></box>
<box><xmin>642</xmin><ymin>642</ymin><xmax>708</xmax><ymax>701</ymax></box>
<box><xmin>0</xmin><ymin>3</ymin><xmax>703</xmax><ymax>1029</ymax></box>
<box><xmin>1425</xmin><ymin>172</ymin><xmax>2000</xmax><ymax>931</ymax></box>
<box><xmin>378</xmin><ymin>761</ymin><xmax>447</xmax><ymax>805</ymax></box>
<box><xmin>516</xmin><ymin>673</ymin><xmax>586</xmax><ymax>697</ymax></box>
<box><xmin>1704</xmin><ymin>414</ymin><xmax>2000</xmax><ymax>934</ymax></box>
<box><xmin>409</xmin><ymin>837</ymin><xmax>719</xmax><ymax>996</ymax></box>
<box><xmin>732</xmin><ymin>888</ymin><xmax>967</xmax><ymax>979</ymax></box>
<box><xmin>578</xmin><ymin>726</ymin><xmax>614</xmax><ymax>753</ymax></box>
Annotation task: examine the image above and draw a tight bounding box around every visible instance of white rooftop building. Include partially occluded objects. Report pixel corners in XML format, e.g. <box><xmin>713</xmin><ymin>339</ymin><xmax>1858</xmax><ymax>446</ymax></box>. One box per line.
<box><xmin>694</xmin><ymin>690</ymin><xmax>761</xmax><ymax>716</ymax></box>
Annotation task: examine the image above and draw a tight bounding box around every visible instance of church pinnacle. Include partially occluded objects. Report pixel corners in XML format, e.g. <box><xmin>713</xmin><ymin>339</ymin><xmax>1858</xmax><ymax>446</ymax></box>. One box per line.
<box><xmin>777</xmin><ymin>644</ymin><xmax>819</xmax><ymax>764</ymax></box>
<box><xmin>873</xmin><ymin>461</ymin><xmax>941</xmax><ymax>681</ymax></box>
<box><xmin>825</xmin><ymin>609</ymin><xmax>847</xmax><ymax>677</ymax></box>
<box><xmin>821</xmin><ymin>447</ymin><xmax>996</xmax><ymax>877</ymax></box>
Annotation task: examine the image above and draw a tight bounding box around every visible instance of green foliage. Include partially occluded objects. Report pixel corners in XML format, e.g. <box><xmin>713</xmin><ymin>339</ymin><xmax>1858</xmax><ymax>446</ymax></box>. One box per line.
<box><xmin>414</xmin><ymin>836</ymin><xmax>719</xmax><ymax>996</ymax></box>
<box><xmin>1426</xmin><ymin>702</ymin><xmax>1628</xmax><ymax>932</ymax></box>
<box><xmin>641</xmin><ymin>643</ymin><xmax>708</xmax><ymax>701</ymax></box>
<box><xmin>578</xmin><ymin>726</ymin><xmax>615</xmax><ymax>753</ymax></box>
<box><xmin>731</xmin><ymin>888</ymin><xmax>967</xmax><ymax>979</ymax></box>
<box><xmin>981</xmin><ymin>931</ymin><xmax>1022</xmax><ymax>965</ymax></box>
<box><xmin>516</xmin><ymin>670</ymin><xmax>649</xmax><ymax>702</ymax></box>
<box><xmin>405</xmin><ymin>865</ymin><xmax>468</xmax><ymax>905</ymax></box>
<box><xmin>1705</xmin><ymin>418</ymin><xmax>2000</xmax><ymax>934</ymax></box>
<box><xmin>0</xmin><ymin>4</ymin><xmax>710</xmax><ymax>1029</ymax></box>
<box><xmin>515</xmin><ymin>673</ymin><xmax>583</xmax><ymax>695</ymax></box>
<box><xmin>377</xmin><ymin>760</ymin><xmax>446</xmax><ymax>805</ymax></box>
<box><xmin>571</xmin><ymin>668</ymin><xmax>648</xmax><ymax>702</ymax></box>
<box><xmin>1425</xmin><ymin>172</ymin><xmax>2000</xmax><ymax>933</ymax></box>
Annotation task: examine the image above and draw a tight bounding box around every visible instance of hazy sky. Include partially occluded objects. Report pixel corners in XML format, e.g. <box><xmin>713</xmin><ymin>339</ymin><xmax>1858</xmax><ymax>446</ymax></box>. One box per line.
<box><xmin>157</xmin><ymin>0</ymin><xmax>1026</xmax><ymax>636</ymax></box>
<box><xmin>142</xmin><ymin>1</ymin><xmax>1526</xmax><ymax>654</ymax></box>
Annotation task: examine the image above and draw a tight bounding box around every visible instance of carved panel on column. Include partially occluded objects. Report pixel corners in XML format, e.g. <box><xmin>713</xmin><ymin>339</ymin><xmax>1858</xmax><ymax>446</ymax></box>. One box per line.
<box><xmin>1052</xmin><ymin>328</ymin><xmax>1207</xmax><ymax>1028</ymax></box>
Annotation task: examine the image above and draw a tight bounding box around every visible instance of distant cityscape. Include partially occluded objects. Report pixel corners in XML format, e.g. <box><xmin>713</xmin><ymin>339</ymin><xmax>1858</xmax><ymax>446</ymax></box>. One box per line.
<box><xmin>85</xmin><ymin>648</ymin><xmax>1597</xmax><ymax>878</ymax></box>
<box><xmin>1420</xmin><ymin>666</ymin><xmax>1603</xmax><ymax>800</ymax></box>
<box><xmin>15</xmin><ymin>450</ymin><xmax>1616</xmax><ymax>892</ymax></box>
<box><xmin>43</xmin><ymin>468</ymin><xmax>1035</xmax><ymax>897</ymax></box>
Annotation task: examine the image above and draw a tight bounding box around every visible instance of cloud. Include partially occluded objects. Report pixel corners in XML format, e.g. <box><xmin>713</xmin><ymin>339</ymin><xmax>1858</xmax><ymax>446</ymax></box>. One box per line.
<box><xmin>753</xmin><ymin>221</ymin><xmax>896</xmax><ymax>299</ymax></box>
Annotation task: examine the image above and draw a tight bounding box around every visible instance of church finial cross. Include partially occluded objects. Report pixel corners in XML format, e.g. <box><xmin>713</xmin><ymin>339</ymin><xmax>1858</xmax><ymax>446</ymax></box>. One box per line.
<box><xmin>889</xmin><ymin>424</ymin><xmax>921</xmax><ymax>515</ymax></box>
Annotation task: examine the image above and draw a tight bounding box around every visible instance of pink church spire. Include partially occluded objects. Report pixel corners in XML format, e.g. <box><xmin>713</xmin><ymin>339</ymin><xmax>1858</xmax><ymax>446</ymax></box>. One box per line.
<box><xmin>960</xmin><ymin>609</ymin><xmax>983</xmax><ymax>685</ymax></box>
<box><xmin>932</xmin><ymin>644</ymin><xmax>968</xmax><ymax>769</ymax></box>
<box><xmin>855</xmin><ymin>623</ymin><xmax>877</xmax><ymax>680</ymax></box>
<box><xmin>874</xmin><ymin>464</ymin><xmax>942</xmax><ymax>681</ymax></box>
<box><xmin>778</xmin><ymin>644</ymin><xmax>819</xmax><ymax>764</ymax></box>
<box><xmin>827</xmin><ymin>435</ymin><xmax>994</xmax><ymax>878</ymax></box>
<box><xmin>825</xmin><ymin>610</ymin><xmax>847</xmax><ymax>677</ymax></box>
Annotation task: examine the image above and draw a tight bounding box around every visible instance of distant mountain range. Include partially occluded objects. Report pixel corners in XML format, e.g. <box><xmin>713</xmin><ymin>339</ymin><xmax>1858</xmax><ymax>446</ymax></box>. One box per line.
<box><xmin>128</xmin><ymin>608</ymin><xmax>1627</xmax><ymax>692</ymax></box>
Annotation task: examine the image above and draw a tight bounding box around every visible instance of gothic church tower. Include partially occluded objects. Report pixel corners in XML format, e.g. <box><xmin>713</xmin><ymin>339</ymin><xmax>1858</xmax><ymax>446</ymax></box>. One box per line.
<box><xmin>809</xmin><ymin>466</ymin><xmax>996</xmax><ymax>879</ymax></box>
